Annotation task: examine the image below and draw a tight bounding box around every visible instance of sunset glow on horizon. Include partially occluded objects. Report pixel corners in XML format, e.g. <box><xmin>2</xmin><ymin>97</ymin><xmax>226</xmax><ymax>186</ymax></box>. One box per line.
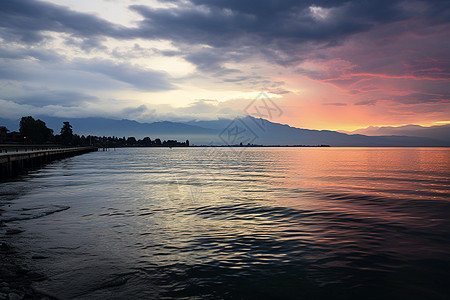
<box><xmin>0</xmin><ymin>0</ymin><xmax>449</xmax><ymax>131</ymax></box>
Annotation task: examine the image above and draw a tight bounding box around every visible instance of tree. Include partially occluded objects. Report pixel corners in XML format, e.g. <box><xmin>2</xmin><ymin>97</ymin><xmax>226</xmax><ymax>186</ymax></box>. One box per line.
<box><xmin>185</xmin><ymin>139</ymin><xmax>190</xmax><ymax>147</ymax></box>
<box><xmin>60</xmin><ymin>122</ymin><xmax>73</xmax><ymax>145</ymax></box>
<box><xmin>0</xmin><ymin>126</ymin><xmax>8</xmax><ymax>143</ymax></box>
<box><xmin>154</xmin><ymin>138</ymin><xmax>162</xmax><ymax>146</ymax></box>
<box><xmin>19</xmin><ymin>116</ymin><xmax>53</xmax><ymax>144</ymax></box>
<box><xmin>127</xmin><ymin>137</ymin><xmax>137</xmax><ymax>145</ymax></box>
<box><xmin>141</xmin><ymin>137</ymin><xmax>152</xmax><ymax>146</ymax></box>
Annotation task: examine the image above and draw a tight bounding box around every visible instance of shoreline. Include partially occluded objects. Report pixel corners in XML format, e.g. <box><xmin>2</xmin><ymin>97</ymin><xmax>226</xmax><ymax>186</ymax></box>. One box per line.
<box><xmin>0</xmin><ymin>240</ymin><xmax>36</xmax><ymax>300</ymax></box>
<box><xmin>0</xmin><ymin>234</ymin><xmax>55</xmax><ymax>300</ymax></box>
<box><xmin>0</xmin><ymin>193</ymin><xmax>55</xmax><ymax>300</ymax></box>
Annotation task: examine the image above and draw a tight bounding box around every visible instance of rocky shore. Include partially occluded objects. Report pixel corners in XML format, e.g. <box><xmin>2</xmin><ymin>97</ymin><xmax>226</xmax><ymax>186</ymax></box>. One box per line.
<box><xmin>0</xmin><ymin>239</ymin><xmax>55</xmax><ymax>300</ymax></box>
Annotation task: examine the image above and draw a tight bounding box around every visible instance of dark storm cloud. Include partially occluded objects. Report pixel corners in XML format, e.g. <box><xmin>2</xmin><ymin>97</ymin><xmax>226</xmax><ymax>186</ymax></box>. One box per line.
<box><xmin>0</xmin><ymin>55</ymin><xmax>174</xmax><ymax>92</ymax></box>
<box><xmin>2</xmin><ymin>0</ymin><xmax>448</xmax><ymax>68</ymax></box>
<box><xmin>0</xmin><ymin>45</ymin><xmax>62</xmax><ymax>62</ymax></box>
<box><xmin>0</xmin><ymin>0</ymin><xmax>129</xmax><ymax>42</ymax></box>
<box><xmin>6</xmin><ymin>90</ymin><xmax>98</xmax><ymax>107</ymax></box>
<box><xmin>2</xmin><ymin>0</ymin><xmax>448</xmax><ymax>51</ymax></box>
<box><xmin>127</xmin><ymin>0</ymin><xmax>450</xmax><ymax>77</ymax></box>
<box><xmin>183</xmin><ymin>47</ymin><xmax>242</xmax><ymax>75</ymax></box>
<box><xmin>72</xmin><ymin>59</ymin><xmax>175</xmax><ymax>91</ymax></box>
<box><xmin>129</xmin><ymin>0</ymin><xmax>415</xmax><ymax>47</ymax></box>
<box><xmin>1</xmin><ymin>0</ymin><xmax>449</xmax><ymax>113</ymax></box>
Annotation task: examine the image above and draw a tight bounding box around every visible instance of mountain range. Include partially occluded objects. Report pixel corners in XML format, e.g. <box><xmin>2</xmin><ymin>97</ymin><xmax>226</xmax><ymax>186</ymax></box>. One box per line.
<box><xmin>344</xmin><ymin>124</ymin><xmax>450</xmax><ymax>141</ymax></box>
<box><xmin>1</xmin><ymin>116</ymin><xmax>449</xmax><ymax>147</ymax></box>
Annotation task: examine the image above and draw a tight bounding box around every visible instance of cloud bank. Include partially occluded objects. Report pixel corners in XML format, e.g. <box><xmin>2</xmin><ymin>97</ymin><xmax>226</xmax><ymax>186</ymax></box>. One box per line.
<box><xmin>0</xmin><ymin>0</ymin><xmax>449</xmax><ymax>129</ymax></box>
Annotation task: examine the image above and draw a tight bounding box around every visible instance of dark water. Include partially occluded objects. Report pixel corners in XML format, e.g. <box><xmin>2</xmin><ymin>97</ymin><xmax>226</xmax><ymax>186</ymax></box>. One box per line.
<box><xmin>1</xmin><ymin>147</ymin><xmax>450</xmax><ymax>299</ymax></box>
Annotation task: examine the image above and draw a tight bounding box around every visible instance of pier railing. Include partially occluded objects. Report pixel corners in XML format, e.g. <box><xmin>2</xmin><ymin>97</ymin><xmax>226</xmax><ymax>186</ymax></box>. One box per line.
<box><xmin>0</xmin><ymin>144</ymin><xmax>74</xmax><ymax>154</ymax></box>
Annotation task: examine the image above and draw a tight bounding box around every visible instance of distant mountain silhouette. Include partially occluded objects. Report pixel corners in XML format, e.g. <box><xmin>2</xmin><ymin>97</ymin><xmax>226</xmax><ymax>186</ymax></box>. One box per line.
<box><xmin>195</xmin><ymin>116</ymin><xmax>448</xmax><ymax>147</ymax></box>
<box><xmin>0</xmin><ymin>118</ymin><xmax>18</xmax><ymax>132</ymax></box>
<box><xmin>345</xmin><ymin>124</ymin><xmax>450</xmax><ymax>144</ymax></box>
<box><xmin>1</xmin><ymin>116</ymin><xmax>449</xmax><ymax>146</ymax></box>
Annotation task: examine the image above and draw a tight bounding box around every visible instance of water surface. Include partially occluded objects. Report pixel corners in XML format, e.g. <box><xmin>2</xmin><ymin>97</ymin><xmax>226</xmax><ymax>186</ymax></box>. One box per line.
<box><xmin>1</xmin><ymin>147</ymin><xmax>449</xmax><ymax>299</ymax></box>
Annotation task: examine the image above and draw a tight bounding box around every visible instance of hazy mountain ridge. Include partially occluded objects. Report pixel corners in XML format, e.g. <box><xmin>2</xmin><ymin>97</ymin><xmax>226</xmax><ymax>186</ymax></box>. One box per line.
<box><xmin>229</xmin><ymin>117</ymin><xmax>448</xmax><ymax>147</ymax></box>
<box><xmin>346</xmin><ymin>124</ymin><xmax>450</xmax><ymax>143</ymax></box>
<box><xmin>1</xmin><ymin>116</ymin><xmax>449</xmax><ymax>146</ymax></box>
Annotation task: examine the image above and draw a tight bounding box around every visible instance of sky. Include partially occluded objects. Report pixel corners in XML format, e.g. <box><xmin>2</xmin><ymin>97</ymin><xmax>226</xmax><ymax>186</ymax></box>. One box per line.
<box><xmin>0</xmin><ymin>0</ymin><xmax>449</xmax><ymax>131</ymax></box>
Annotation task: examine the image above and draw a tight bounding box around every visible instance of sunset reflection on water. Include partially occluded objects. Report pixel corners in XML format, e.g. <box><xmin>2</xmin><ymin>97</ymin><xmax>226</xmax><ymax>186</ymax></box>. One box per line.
<box><xmin>1</xmin><ymin>147</ymin><xmax>449</xmax><ymax>299</ymax></box>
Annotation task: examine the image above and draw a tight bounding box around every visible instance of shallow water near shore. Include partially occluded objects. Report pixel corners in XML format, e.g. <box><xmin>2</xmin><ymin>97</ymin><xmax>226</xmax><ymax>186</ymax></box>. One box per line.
<box><xmin>1</xmin><ymin>147</ymin><xmax>450</xmax><ymax>299</ymax></box>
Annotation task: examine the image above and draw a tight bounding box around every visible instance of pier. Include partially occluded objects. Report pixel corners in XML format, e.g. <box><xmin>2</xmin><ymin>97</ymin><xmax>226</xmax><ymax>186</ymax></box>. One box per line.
<box><xmin>0</xmin><ymin>146</ymin><xmax>98</xmax><ymax>179</ymax></box>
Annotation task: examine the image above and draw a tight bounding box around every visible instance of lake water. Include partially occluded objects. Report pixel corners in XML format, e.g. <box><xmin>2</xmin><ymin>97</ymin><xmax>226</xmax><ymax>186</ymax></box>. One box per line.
<box><xmin>1</xmin><ymin>147</ymin><xmax>450</xmax><ymax>299</ymax></box>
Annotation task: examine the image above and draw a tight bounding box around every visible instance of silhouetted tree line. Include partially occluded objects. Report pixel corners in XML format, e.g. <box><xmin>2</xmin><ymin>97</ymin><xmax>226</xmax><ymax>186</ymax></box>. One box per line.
<box><xmin>88</xmin><ymin>136</ymin><xmax>189</xmax><ymax>148</ymax></box>
<box><xmin>1</xmin><ymin>116</ymin><xmax>189</xmax><ymax>147</ymax></box>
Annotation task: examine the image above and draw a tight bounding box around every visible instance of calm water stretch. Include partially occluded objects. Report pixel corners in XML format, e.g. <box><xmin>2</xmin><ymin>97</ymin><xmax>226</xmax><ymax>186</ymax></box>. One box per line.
<box><xmin>1</xmin><ymin>147</ymin><xmax>449</xmax><ymax>299</ymax></box>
